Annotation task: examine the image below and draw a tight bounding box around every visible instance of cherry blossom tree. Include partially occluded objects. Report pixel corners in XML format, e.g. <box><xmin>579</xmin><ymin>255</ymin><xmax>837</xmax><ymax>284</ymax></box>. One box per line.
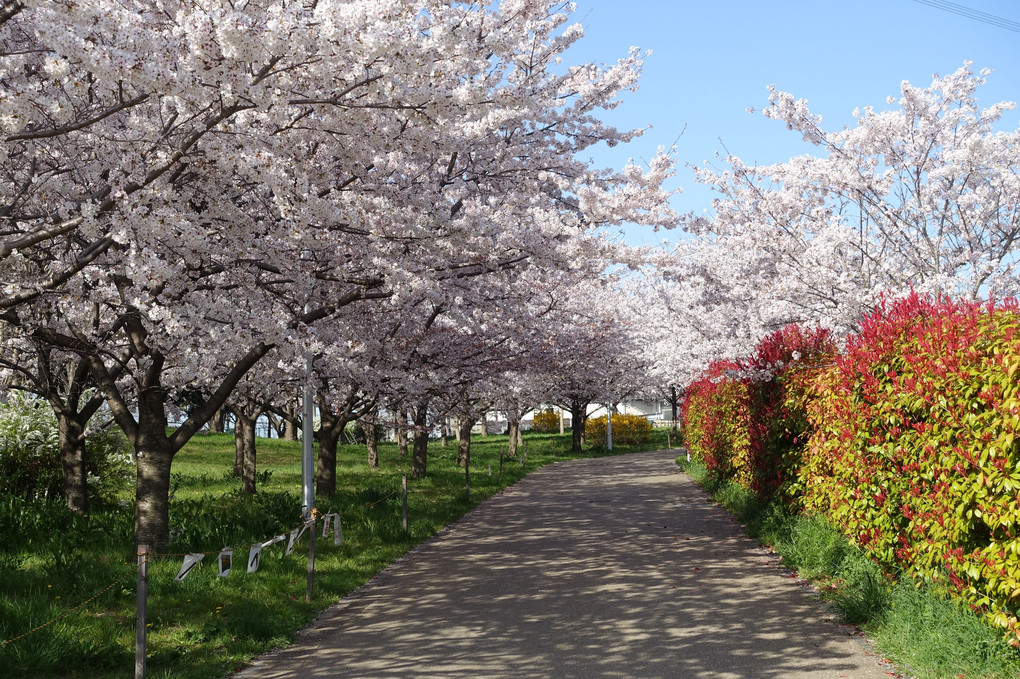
<box><xmin>1</xmin><ymin>1</ymin><xmax>680</xmax><ymax>552</ymax></box>
<box><xmin>664</xmin><ymin>63</ymin><xmax>1019</xmax><ymax>367</ymax></box>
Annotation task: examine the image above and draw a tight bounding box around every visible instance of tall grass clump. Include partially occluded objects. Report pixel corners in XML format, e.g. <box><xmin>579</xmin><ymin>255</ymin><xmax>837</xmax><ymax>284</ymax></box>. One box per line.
<box><xmin>0</xmin><ymin>392</ymin><xmax>132</xmax><ymax>504</ymax></box>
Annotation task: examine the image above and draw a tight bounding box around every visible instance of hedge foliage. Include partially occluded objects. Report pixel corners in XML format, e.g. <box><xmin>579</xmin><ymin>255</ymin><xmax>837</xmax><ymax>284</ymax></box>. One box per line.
<box><xmin>681</xmin><ymin>326</ymin><xmax>833</xmax><ymax>500</ymax></box>
<box><xmin>681</xmin><ymin>292</ymin><xmax>1020</xmax><ymax>642</ymax></box>
<box><xmin>586</xmin><ymin>413</ymin><xmax>652</xmax><ymax>446</ymax></box>
<box><xmin>680</xmin><ymin>359</ymin><xmax>749</xmax><ymax>481</ymax></box>
<box><xmin>796</xmin><ymin>293</ymin><xmax>1020</xmax><ymax>641</ymax></box>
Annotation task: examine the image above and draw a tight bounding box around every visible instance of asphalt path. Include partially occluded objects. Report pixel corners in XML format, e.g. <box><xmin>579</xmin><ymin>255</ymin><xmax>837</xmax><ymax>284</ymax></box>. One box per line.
<box><xmin>234</xmin><ymin>450</ymin><xmax>900</xmax><ymax>678</ymax></box>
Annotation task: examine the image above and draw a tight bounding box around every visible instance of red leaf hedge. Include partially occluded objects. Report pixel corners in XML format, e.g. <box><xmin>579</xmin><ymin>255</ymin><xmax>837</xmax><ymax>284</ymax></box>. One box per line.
<box><xmin>683</xmin><ymin>293</ymin><xmax>1020</xmax><ymax>641</ymax></box>
<box><xmin>795</xmin><ymin>292</ymin><xmax>1020</xmax><ymax>641</ymax></box>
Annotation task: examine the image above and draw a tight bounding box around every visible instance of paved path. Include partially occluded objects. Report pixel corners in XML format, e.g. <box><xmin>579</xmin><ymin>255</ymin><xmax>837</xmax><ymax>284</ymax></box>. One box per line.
<box><xmin>236</xmin><ymin>451</ymin><xmax>899</xmax><ymax>678</ymax></box>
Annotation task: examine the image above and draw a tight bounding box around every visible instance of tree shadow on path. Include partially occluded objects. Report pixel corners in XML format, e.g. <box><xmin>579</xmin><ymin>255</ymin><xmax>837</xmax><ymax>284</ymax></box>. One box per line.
<box><xmin>235</xmin><ymin>451</ymin><xmax>899</xmax><ymax>679</ymax></box>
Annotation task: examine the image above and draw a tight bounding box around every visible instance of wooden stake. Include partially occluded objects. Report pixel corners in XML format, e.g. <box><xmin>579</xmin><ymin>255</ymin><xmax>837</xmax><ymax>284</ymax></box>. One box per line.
<box><xmin>402</xmin><ymin>476</ymin><xmax>408</xmax><ymax>533</ymax></box>
<box><xmin>306</xmin><ymin>515</ymin><xmax>317</xmax><ymax>602</ymax></box>
<box><xmin>135</xmin><ymin>545</ymin><xmax>149</xmax><ymax>679</ymax></box>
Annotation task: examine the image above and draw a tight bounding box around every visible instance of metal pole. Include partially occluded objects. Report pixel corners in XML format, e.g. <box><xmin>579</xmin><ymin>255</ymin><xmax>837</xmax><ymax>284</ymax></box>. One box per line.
<box><xmin>299</xmin><ymin>248</ymin><xmax>315</xmax><ymax>517</ymax></box>
<box><xmin>135</xmin><ymin>545</ymin><xmax>149</xmax><ymax>679</ymax></box>
<box><xmin>301</xmin><ymin>360</ymin><xmax>314</xmax><ymax>515</ymax></box>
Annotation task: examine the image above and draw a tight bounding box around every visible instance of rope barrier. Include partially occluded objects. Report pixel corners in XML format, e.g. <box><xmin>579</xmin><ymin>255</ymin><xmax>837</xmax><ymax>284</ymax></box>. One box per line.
<box><xmin>0</xmin><ymin>566</ymin><xmax>137</xmax><ymax>648</ymax></box>
<box><xmin>152</xmin><ymin>516</ymin><xmax>316</xmax><ymax>559</ymax></box>
<box><xmin>3</xmin><ymin>475</ymin><xmax>435</xmax><ymax>650</ymax></box>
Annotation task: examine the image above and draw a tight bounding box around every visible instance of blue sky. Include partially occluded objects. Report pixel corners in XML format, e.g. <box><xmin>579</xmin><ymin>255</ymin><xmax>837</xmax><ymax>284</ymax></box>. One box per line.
<box><xmin>563</xmin><ymin>0</ymin><xmax>1020</xmax><ymax>247</ymax></box>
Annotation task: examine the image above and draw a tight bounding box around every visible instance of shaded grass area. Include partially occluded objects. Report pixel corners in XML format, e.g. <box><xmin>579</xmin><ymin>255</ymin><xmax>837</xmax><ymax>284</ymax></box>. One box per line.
<box><xmin>678</xmin><ymin>456</ymin><xmax>1020</xmax><ymax>679</ymax></box>
<box><xmin>1</xmin><ymin>429</ymin><xmax>672</xmax><ymax>679</ymax></box>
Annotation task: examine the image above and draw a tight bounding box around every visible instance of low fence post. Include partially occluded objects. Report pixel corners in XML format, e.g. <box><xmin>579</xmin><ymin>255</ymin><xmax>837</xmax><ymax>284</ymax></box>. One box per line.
<box><xmin>135</xmin><ymin>545</ymin><xmax>149</xmax><ymax>679</ymax></box>
<box><xmin>402</xmin><ymin>476</ymin><xmax>408</xmax><ymax>533</ymax></box>
<box><xmin>306</xmin><ymin>515</ymin><xmax>317</xmax><ymax>602</ymax></box>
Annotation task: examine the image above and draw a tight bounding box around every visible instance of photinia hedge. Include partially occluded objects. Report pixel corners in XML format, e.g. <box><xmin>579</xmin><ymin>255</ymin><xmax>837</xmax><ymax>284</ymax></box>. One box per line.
<box><xmin>680</xmin><ymin>327</ymin><xmax>833</xmax><ymax>499</ymax></box>
<box><xmin>793</xmin><ymin>292</ymin><xmax>1020</xmax><ymax>642</ymax></box>
<box><xmin>742</xmin><ymin>325</ymin><xmax>835</xmax><ymax>502</ymax></box>
<box><xmin>681</xmin><ymin>359</ymin><xmax>750</xmax><ymax>480</ymax></box>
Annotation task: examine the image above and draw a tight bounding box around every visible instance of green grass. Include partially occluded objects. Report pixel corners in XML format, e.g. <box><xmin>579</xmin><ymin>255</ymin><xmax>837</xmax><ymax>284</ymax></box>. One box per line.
<box><xmin>0</xmin><ymin>428</ymin><xmax>672</xmax><ymax>679</ymax></box>
<box><xmin>678</xmin><ymin>456</ymin><xmax>1020</xmax><ymax>679</ymax></box>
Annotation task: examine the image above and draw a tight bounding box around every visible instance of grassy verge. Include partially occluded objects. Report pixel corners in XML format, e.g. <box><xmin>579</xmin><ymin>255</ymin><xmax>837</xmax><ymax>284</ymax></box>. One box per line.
<box><xmin>0</xmin><ymin>429</ymin><xmax>672</xmax><ymax>679</ymax></box>
<box><xmin>677</xmin><ymin>456</ymin><xmax>1020</xmax><ymax>679</ymax></box>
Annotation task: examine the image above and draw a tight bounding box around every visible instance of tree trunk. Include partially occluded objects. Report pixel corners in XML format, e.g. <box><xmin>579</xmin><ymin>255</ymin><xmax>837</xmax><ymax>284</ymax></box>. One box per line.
<box><xmin>237</xmin><ymin>413</ymin><xmax>257</xmax><ymax>494</ymax></box>
<box><xmin>454</xmin><ymin>417</ymin><xmax>462</xmax><ymax>443</ymax></box>
<box><xmin>316</xmin><ymin>400</ymin><xmax>351</xmax><ymax>497</ymax></box>
<box><xmin>479</xmin><ymin>410</ymin><xmax>488</xmax><ymax>437</ymax></box>
<box><xmin>411</xmin><ymin>404</ymin><xmax>429</xmax><ymax>479</ymax></box>
<box><xmin>283</xmin><ymin>416</ymin><xmax>298</xmax><ymax>442</ymax></box>
<box><xmin>209</xmin><ymin>408</ymin><xmax>226</xmax><ymax>433</ymax></box>
<box><xmin>670</xmin><ymin>385</ymin><xmax>680</xmax><ymax>435</ymax></box>
<box><xmin>570</xmin><ymin>399</ymin><xmax>587</xmax><ymax>453</ymax></box>
<box><xmin>457</xmin><ymin>418</ymin><xmax>474</xmax><ymax>467</ymax></box>
<box><xmin>264</xmin><ymin>410</ymin><xmax>283</xmax><ymax>439</ymax></box>
<box><xmin>315</xmin><ymin>389</ymin><xmax>374</xmax><ymax>490</ymax></box>
<box><xmin>440</xmin><ymin>419</ymin><xmax>449</xmax><ymax>447</ymax></box>
<box><xmin>72</xmin><ymin>328</ymin><xmax>271</xmax><ymax>553</ymax></box>
<box><xmin>36</xmin><ymin>351</ymin><xmax>105</xmax><ymax>515</ymax></box>
<box><xmin>283</xmin><ymin>397</ymin><xmax>301</xmax><ymax>442</ymax></box>
<box><xmin>233</xmin><ymin>419</ymin><xmax>244</xmax><ymax>477</ymax></box>
<box><xmin>316</xmin><ymin>426</ymin><xmax>343</xmax><ymax>496</ymax></box>
<box><xmin>397</xmin><ymin>410</ymin><xmax>409</xmax><ymax>457</ymax></box>
<box><xmin>506</xmin><ymin>418</ymin><xmax>520</xmax><ymax>458</ymax></box>
<box><xmin>56</xmin><ymin>411</ymin><xmax>88</xmax><ymax>515</ymax></box>
<box><xmin>228</xmin><ymin>402</ymin><xmax>260</xmax><ymax>493</ymax></box>
<box><xmin>364</xmin><ymin>417</ymin><xmax>379</xmax><ymax>468</ymax></box>
<box><xmin>134</xmin><ymin>428</ymin><xmax>175</xmax><ymax>554</ymax></box>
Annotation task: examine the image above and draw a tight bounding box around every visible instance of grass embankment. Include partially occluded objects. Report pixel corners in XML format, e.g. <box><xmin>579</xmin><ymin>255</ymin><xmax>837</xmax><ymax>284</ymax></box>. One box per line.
<box><xmin>0</xmin><ymin>429</ymin><xmax>670</xmax><ymax>679</ymax></box>
<box><xmin>678</xmin><ymin>456</ymin><xmax>1020</xmax><ymax>679</ymax></box>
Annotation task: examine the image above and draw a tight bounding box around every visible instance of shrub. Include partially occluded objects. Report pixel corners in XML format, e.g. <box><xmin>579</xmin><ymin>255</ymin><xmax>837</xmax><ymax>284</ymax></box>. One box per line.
<box><xmin>681</xmin><ymin>359</ymin><xmax>750</xmax><ymax>480</ymax></box>
<box><xmin>0</xmin><ymin>393</ymin><xmax>132</xmax><ymax>504</ymax></box>
<box><xmin>741</xmin><ymin>325</ymin><xmax>835</xmax><ymax>502</ymax></box>
<box><xmin>0</xmin><ymin>393</ymin><xmax>62</xmax><ymax>500</ymax></box>
<box><xmin>531</xmin><ymin>408</ymin><xmax>560</xmax><ymax>433</ymax></box>
<box><xmin>586</xmin><ymin>413</ymin><xmax>652</xmax><ymax>446</ymax></box>
<box><xmin>794</xmin><ymin>292</ymin><xmax>1020</xmax><ymax>642</ymax></box>
<box><xmin>680</xmin><ymin>326</ymin><xmax>835</xmax><ymax>498</ymax></box>
<box><xmin>344</xmin><ymin>420</ymin><xmax>385</xmax><ymax>444</ymax></box>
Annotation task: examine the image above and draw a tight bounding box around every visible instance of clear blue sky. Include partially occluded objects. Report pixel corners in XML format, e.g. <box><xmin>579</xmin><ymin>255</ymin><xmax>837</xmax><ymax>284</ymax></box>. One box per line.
<box><xmin>563</xmin><ymin>0</ymin><xmax>1020</xmax><ymax>247</ymax></box>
